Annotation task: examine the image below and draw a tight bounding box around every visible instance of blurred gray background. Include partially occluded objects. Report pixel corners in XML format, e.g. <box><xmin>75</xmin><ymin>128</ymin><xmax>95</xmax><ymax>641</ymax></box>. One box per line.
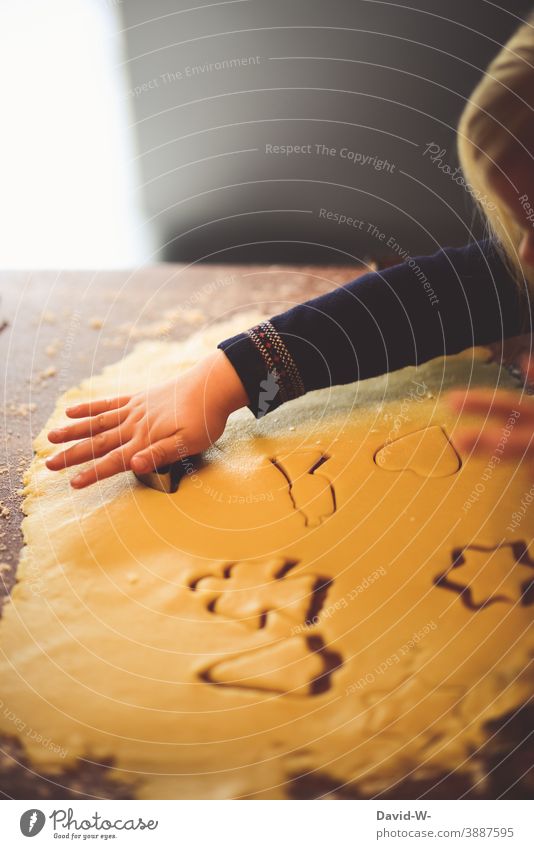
<box><xmin>119</xmin><ymin>0</ymin><xmax>533</xmax><ymax>265</ymax></box>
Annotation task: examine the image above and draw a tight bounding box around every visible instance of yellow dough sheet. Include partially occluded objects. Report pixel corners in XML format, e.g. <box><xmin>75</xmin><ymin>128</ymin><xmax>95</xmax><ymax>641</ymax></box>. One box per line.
<box><xmin>0</xmin><ymin>317</ymin><xmax>533</xmax><ymax>799</ymax></box>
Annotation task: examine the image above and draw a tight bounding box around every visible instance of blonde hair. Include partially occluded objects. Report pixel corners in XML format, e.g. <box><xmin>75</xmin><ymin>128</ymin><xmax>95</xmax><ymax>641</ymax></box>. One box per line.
<box><xmin>457</xmin><ymin>13</ymin><xmax>534</xmax><ymax>295</ymax></box>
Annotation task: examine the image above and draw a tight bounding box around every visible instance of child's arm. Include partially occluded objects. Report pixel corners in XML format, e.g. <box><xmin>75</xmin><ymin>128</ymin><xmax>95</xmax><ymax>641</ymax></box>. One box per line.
<box><xmin>47</xmin><ymin>239</ymin><xmax>524</xmax><ymax>488</ymax></box>
<box><xmin>218</xmin><ymin>239</ymin><xmax>525</xmax><ymax>418</ymax></box>
<box><xmin>46</xmin><ymin>349</ymin><xmax>248</xmax><ymax>489</ymax></box>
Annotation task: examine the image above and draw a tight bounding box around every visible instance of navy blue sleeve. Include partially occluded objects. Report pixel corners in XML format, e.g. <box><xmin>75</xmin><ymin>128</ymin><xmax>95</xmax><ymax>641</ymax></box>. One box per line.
<box><xmin>218</xmin><ymin>240</ymin><xmax>526</xmax><ymax>417</ymax></box>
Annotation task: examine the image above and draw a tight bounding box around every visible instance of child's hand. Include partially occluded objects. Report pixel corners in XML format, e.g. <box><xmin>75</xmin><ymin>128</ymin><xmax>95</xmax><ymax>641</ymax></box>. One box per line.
<box><xmin>486</xmin><ymin>334</ymin><xmax>533</xmax><ymax>370</ymax></box>
<box><xmin>448</xmin><ymin>355</ymin><xmax>534</xmax><ymax>459</ymax></box>
<box><xmin>46</xmin><ymin>350</ymin><xmax>249</xmax><ymax>489</ymax></box>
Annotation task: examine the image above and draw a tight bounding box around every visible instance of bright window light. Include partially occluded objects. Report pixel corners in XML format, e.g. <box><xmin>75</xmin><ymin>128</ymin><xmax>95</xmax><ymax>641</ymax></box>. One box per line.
<box><xmin>0</xmin><ymin>0</ymin><xmax>154</xmax><ymax>268</ymax></box>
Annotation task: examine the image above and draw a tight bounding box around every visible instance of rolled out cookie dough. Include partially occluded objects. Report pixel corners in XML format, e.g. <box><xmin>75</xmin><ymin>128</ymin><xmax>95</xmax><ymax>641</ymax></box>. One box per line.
<box><xmin>0</xmin><ymin>318</ymin><xmax>533</xmax><ymax>800</ymax></box>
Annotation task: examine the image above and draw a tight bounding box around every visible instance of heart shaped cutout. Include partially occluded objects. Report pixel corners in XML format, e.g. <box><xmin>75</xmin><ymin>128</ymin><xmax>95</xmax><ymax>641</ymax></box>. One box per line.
<box><xmin>374</xmin><ymin>426</ymin><xmax>461</xmax><ymax>478</ymax></box>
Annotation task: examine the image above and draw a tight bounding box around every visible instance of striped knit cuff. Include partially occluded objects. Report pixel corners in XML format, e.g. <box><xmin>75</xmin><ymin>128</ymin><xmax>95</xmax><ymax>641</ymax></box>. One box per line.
<box><xmin>246</xmin><ymin>320</ymin><xmax>305</xmax><ymax>405</ymax></box>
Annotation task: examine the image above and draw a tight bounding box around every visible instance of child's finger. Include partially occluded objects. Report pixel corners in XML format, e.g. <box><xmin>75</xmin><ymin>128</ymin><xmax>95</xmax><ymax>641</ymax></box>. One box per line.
<box><xmin>447</xmin><ymin>388</ymin><xmax>526</xmax><ymax>419</ymax></box>
<box><xmin>454</xmin><ymin>425</ymin><xmax>534</xmax><ymax>458</ymax></box>
<box><xmin>70</xmin><ymin>446</ymin><xmax>136</xmax><ymax>489</ymax></box>
<box><xmin>131</xmin><ymin>435</ymin><xmax>185</xmax><ymax>474</ymax></box>
<box><xmin>65</xmin><ymin>395</ymin><xmax>132</xmax><ymax>419</ymax></box>
<box><xmin>519</xmin><ymin>352</ymin><xmax>534</xmax><ymax>382</ymax></box>
<box><xmin>48</xmin><ymin>407</ymin><xmax>130</xmax><ymax>443</ymax></box>
<box><xmin>46</xmin><ymin>430</ymin><xmax>123</xmax><ymax>471</ymax></box>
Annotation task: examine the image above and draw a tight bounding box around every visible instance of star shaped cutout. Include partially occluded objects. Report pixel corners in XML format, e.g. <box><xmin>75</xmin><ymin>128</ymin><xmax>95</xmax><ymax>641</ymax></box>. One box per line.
<box><xmin>434</xmin><ymin>542</ymin><xmax>534</xmax><ymax>609</ymax></box>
